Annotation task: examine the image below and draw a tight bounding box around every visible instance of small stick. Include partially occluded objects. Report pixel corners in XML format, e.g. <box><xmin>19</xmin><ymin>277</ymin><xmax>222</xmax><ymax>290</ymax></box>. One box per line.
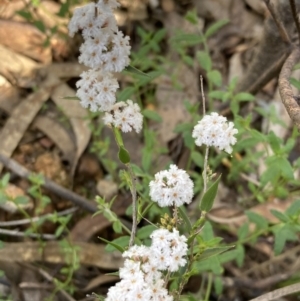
<box><xmin>0</xmin><ymin>207</ymin><xmax>78</xmax><ymax>227</ymax></box>
<box><xmin>248</xmin><ymin>282</ymin><xmax>300</xmax><ymax>301</ymax></box>
<box><xmin>0</xmin><ymin>228</ymin><xmax>56</xmax><ymax>240</ymax></box>
<box><xmin>263</xmin><ymin>0</ymin><xmax>292</xmax><ymax>45</ymax></box>
<box><xmin>0</xmin><ymin>154</ymin><xmax>98</xmax><ymax>213</ymax></box>
<box><xmin>127</xmin><ymin>163</ymin><xmax>138</xmax><ymax>247</ymax></box>
<box><xmin>289</xmin><ymin>0</ymin><xmax>300</xmax><ymax>44</ymax></box>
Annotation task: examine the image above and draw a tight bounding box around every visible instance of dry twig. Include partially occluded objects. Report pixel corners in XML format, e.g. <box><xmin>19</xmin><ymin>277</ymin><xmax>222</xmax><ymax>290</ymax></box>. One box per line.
<box><xmin>248</xmin><ymin>282</ymin><xmax>300</xmax><ymax>301</ymax></box>
<box><xmin>0</xmin><ymin>154</ymin><xmax>97</xmax><ymax>213</ymax></box>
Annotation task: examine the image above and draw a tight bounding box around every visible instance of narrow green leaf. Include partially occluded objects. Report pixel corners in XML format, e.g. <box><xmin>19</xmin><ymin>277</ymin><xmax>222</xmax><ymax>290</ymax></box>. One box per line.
<box><xmin>273</xmin><ymin>227</ymin><xmax>287</xmax><ymax>255</ymax></box>
<box><xmin>197</xmin><ymin>51</ymin><xmax>212</xmax><ymax>72</ymax></box>
<box><xmin>237</xmin><ymin>223</ymin><xmax>249</xmax><ymax>240</ymax></box>
<box><xmin>290</xmin><ymin>77</ymin><xmax>300</xmax><ymax>90</ymax></box>
<box><xmin>286</xmin><ymin>199</ymin><xmax>300</xmax><ymax>216</ymax></box>
<box><xmin>197</xmin><ymin>246</ymin><xmax>234</xmax><ymax>261</ymax></box>
<box><xmin>178</xmin><ymin>206</ymin><xmax>192</xmax><ymax>232</ymax></box>
<box><xmin>124</xmin><ymin>65</ymin><xmax>150</xmax><ymax>77</ymax></box>
<box><xmin>117</xmin><ymin>87</ymin><xmax>136</xmax><ymax>102</ymax></box>
<box><xmin>270</xmin><ymin>209</ymin><xmax>290</xmax><ymax>223</ymax></box>
<box><xmin>233</xmin><ymin>92</ymin><xmax>255</xmax><ymax>102</ymax></box>
<box><xmin>118</xmin><ymin>146</ymin><xmax>130</xmax><ymax>164</ymax></box>
<box><xmin>268</xmin><ymin>131</ymin><xmax>281</xmax><ymax>154</ymax></box>
<box><xmin>235</xmin><ymin>244</ymin><xmax>245</xmax><ymax>267</ymax></box>
<box><xmin>208</xmin><ymin>90</ymin><xmax>226</xmax><ymax>100</ymax></box>
<box><xmin>137</xmin><ymin>225</ymin><xmax>157</xmax><ymax>240</ymax></box>
<box><xmin>245</xmin><ymin>211</ymin><xmax>268</xmax><ymax>229</ymax></box>
<box><xmin>207</xmin><ymin>70</ymin><xmax>222</xmax><ymax>87</ymax></box>
<box><xmin>142</xmin><ymin>109</ymin><xmax>162</xmax><ymax>122</ymax></box>
<box><xmin>100</xmin><ymin>236</ymin><xmax>128</xmax><ymax>253</ymax></box>
<box><xmin>191</xmin><ymin>151</ymin><xmax>203</xmax><ymax>168</ymax></box>
<box><xmin>205</xmin><ymin>19</ymin><xmax>229</xmax><ymax>38</ymax></box>
<box><xmin>200</xmin><ymin>175</ymin><xmax>221</xmax><ymax>212</ymax></box>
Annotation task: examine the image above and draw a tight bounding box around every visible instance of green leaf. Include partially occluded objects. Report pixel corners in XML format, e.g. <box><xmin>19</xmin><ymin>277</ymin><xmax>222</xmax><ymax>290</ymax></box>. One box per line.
<box><xmin>277</xmin><ymin>157</ymin><xmax>294</xmax><ymax>180</ymax></box>
<box><xmin>235</xmin><ymin>244</ymin><xmax>245</xmax><ymax>267</ymax></box>
<box><xmin>191</xmin><ymin>151</ymin><xmax>203</xmax><ymax>168</ymax></box>
<box><xmin>185</xmin><ymin>10</ymin><xmax>198</xmax><ymax>25</ymax></box>
<box><xmin>197</xmin><ymin>51</ymin><xmax>212</xmax><ymax>72</ymax></box>
<box><xmin>237</xmin><ymin>222</ymin><xmax>249</xmax><ymax>240</ymax></box>
<box><xmin>200</xmin><ymin>174</ymin><xmax>221</xmax><ymax>212</ymax></box>
<box><xmin>101</xmin><ymin>236</ymin><xmax>129</xmax><ymax>253</ymax></box>
<box><xmin>205</xmin><ymin>19</ymin><xmax>229</xmax><ymax>38</ymax></box>
<box><xmin>142</xmin><ymin>109</ymin><xmax>162</xmax><ymax>122</ymax></box>
<box><xmin>117</xmin><ymin>87</ymin><xmax>136</xmax><ymax>102</ymax></box>
<box><xmin>270</xmin><ymin>209</ymin><xmax>290</xmax><ymax>223</ymax></box>
<box><xmin>286</xmin><ymin>199</ymin><xmax>300</xmax><ymax>216</ymax></box>
<box><xmin>1</xmin><ymin>173</ymin><xmax>10</xmax><ymax>187</ymax></box>
<box><xmin>118</xmin><ymin>146</ymin><xmax>130</xmax><ymax>164</ymax></box>
<box><xmin>290</xmin><ymin>77</ymin><xmax>300</xmax><ymax>90</ymax></box>
<box><xmin>197</xmin><ymin>246</ymin><xmax>234</xmax><ymax>261</ymax></box>
<box><xmin>124</xmin><ymin>65</ymin><xmax>150</xmax><ymax>78</ymax></box>
<box><xmin>112</xmin><ymin>220</ymin><xmax>123</xmax><ymax>233</ymax></box>
<box><xmin>233</xmin><ymin>92</ymin><xmax>255</xmax><ymax>102</ymax></box>
<box><xmin>268</xmin><ymin>131</ymin><xmax>281</xmax><ymax>154</ymax></box>
<box><xmin>33</xmin><ymin>20</ymin><xmax>46</xmax><ymax>33</ymax></box>
<box><xmin>273</xmin><ymin>227</ymin><xmax>287</xmax><ymax>255</ymax></box>
<box><xmin>207</xmin><ymin>70</ymin><xmax>222</xmax><ymax>87</ymax></box>
<box><xmin>137</xmin><ymin>225</ymin><xmax>157</xmax><ymax>240</ymax></box>
<box><xmin>178</xmin><ymin>206</ymin><xmax>192</xmax><ymax>232</ymax></box>
<box><xmin>17</xmin><ymin>10</ymin><xmax>33</xmax><ymax>21</ymax></box>
<box><xmin>214</xmin><ymin>276</ymin><xmax>223</xmax><ymax>295</ymax></box>
<box><xmin>208</xmin><ymin>90</ymin><xmax>226</xmax><ymax>100</ymax></box>
<box><xmin>245</xmin><ymin>211</ymin><xmax>268</xmax><ymax>230</ymax></box>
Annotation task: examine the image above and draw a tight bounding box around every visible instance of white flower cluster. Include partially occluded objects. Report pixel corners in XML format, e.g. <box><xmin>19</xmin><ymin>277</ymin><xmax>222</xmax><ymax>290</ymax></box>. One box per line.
<box><xmin>149</xmin><ymin>165</ymin><xmax>194</xmax><ymax>207</ymax></box>
<box><xmin>68</xmin><ymin>1</ymin><xmax>130</xmax><ymax>71</ymax></box>
<box><xmin>105</xmin><ymin>228</ymin><xmax>188</xmax><ymax>301</ymax></box>
<box><xmin>192</xmin><ymin>112</ymin><xmax>238</xmax><ymax>154</ymax></box>
<box><xmin>68</xmin><ymin>0</ymin><xmax>143</xmax><ymax>133</ymax></box>
<box><xmin>103</xmin><ymin>100</ymin><xmax>143</xmax><ymax>133</ymax></box>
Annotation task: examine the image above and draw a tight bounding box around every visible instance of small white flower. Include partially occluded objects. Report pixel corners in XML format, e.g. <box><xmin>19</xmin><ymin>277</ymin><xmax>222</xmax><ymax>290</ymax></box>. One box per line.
<box><xmin>76</xmin><ymin>69</ymin><xmax>119</xmax><ymax>112</ymax></box>
<box><xmin>103</xmin><ymin>100</ymin><xmax>143</xmax><ymax>133</ymax></box>
<box><xmin>192</xmin><ymin>112</ymin><xmax>238</xmax><ymax>154</ymax></box>
<box><xmin>149</xmin><ymin>165</ymin><xmax>194</xmax><ymax>207</ymax></box>
<box><xmin>68</xmin><ymin>3</ymin><xmax>96</xmax><ymax>37</ymax></box>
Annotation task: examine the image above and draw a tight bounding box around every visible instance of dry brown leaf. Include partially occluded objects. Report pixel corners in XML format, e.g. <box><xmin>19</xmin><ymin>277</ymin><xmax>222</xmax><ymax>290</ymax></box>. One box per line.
<box><xmin>207</xmin><ymin>198</ymin><xmax>294</xmax><ymax>229</ymax></box>
<box><xmin>33</xmin><ymin>116</ymin><xmax>76</xmax><ymax>165</ymax></box>
<box><xmin>46</xmin><ymin>62</ymin><xmax>88</xmax><ymax>78</ymax></box>
<box><xmin>69</xmin><ymin>194</ymin><xmax>131</xmax><ymax>242</ymax></box>
<box><xmin>0</xmin><ymin>75</ymin><xmax>19</xmax><ymax>111</ymax></box>
<box><xmin>82</xmin><ymin>274</ymin><xmax>119</xmax><ymax>293</ymax></box>
<box><xmin>244</xmin><ymin>0</ymin><xmax>267</xmax><ymax>15</ymax></box>
<box><xmin>0</xmin><ymin>44</ymin><xmax>42</xmax><ymax>88</ymax></box>
<box><xmin>50</xmin><ymin>83</ymin><xmax>91</xmax><ymax>176</ymax></box>
<box><xmin>0</xmin><ymin>88</ymin><xmax>50</xmax><ymax>173</ymax></box>
<box><xmin>0</xmin><ymin>241</ymin><xmax>123</xmax><ymax>270</ymax></box>
<box><xmin>0</xmin><ymin>20</ymin><xmax>51</xmax><ymax>64</ymax></box>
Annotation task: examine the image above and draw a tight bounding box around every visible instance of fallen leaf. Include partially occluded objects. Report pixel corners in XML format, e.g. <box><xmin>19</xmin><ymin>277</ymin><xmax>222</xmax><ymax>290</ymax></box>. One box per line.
<box><xmin>50</xmin><ymin>83</ymin><xmax>91</xmax><ymax>177</ymax></box>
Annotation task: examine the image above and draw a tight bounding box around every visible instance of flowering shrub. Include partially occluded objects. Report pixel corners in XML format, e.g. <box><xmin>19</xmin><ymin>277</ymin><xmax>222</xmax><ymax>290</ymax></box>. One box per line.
<box><xmin>68</xmin><ymin>1</ymin><xmax>239</xmax><ymax>300</ymax></box>
<box><xmin>68</xmin><ymin>0</ymin><xmax>142</xmax><ymax>132</ymax></box>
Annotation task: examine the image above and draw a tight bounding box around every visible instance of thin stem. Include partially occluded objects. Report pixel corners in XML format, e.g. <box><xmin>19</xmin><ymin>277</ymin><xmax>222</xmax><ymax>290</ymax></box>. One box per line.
<box><xmin>203</xmin><ymin>146</ymin><xmax>209</xmax><ymax>194</ymax></box>
<box><xmin>289</xmin><ymin>0</ymin><xmax>300</xmax><ymax>44</ymax></box>
<box><xmin>200</xmin><ymin>75</ymin><xmax>206</xmax><ymax>115</ymax></box>
<box><xmin>204</xmin><ymin>273</ymin><xmax>213</xmax><ymax>301</ymax></box>
<box><xmin>263</xmin><ymin>0</ymin><xmax>291</xmax><ymax>45</ymax></box>
<box><xmin>127</xmin><ymin>163</ymin><xmax>138</xmax><ymax>247</ymax></box>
